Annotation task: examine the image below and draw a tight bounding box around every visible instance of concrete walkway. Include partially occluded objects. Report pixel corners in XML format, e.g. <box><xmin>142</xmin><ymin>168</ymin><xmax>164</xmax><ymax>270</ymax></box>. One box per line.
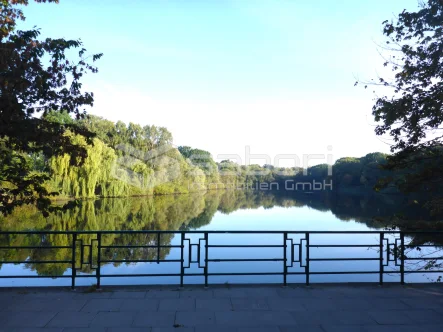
<box><xmin>0</xmin><ymin>284</ymin><xmax>442</xmax><ymax>331</ymax></box>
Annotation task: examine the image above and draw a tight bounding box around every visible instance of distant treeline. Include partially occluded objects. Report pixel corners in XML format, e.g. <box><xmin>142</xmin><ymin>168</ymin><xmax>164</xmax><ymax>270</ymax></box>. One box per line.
<box><xmin>24</xmin><ymin>113</ymin><xmax>396</xmax><ymax>199</ymax></box>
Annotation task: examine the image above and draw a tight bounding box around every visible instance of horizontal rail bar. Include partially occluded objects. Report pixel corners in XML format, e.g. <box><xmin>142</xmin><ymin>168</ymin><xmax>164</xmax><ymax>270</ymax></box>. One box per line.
<box><xmin>308</xmin><ymin>245</ymin><xmax>380</xmax><ymax>248</ymax></box>
<box><xmin>308</xmin><ymin>271</ymin><xmax>381</xmax><ymax>275</ymax></box>
<box><xmin>205</xmin><ymin>272</ymin><xmax>284</xmax><ymax>276</ymax></box>
<box><xmin>0</xmin><ymin>275</ymin><xmax>71</xmax><ymax>279</ymax></box>
<box><xmin>0</xmin><ymin>246</ymin><xmax>71</xmax><ymax>249</ymax></box>
<box><xmin>405</xmin><ymin>270</ymin><xmax>443</xmax><ymax>273</ymax></box>
<box><xmin>0</xmin><ymin>260</ymin><xmax>72</xmax><ymax>264</ymax></box>
<box><xmin>208</xmin><ymin>245</ymin><xmax>283</xmax><ymax>248</ymax></box>
<box><xmin>405</xmin><ymin>257</ymin><xmax>443</xmax><ymax>260</ymax></box>
<box><xmin>309</xmin><ymin>258</ymin><xmax>380</xmax><ymax>261</ymax></box>
<box><xmin>4</xmin><ymin>270</ymin><xmax>442</xmax><ymax>280</ymax></box>
<box><xmin>1</xmin><ymin>230</ymin><xmax>443</xmax><ymax>234</ymax></box>
<box><xmin>208</xmin><ymin>258</ymin><xmax>284</xmax><ymax>262</ymax></box>
<box><xmin>100</xmin><ymin>245</ymin><xmax>181</xmax><ymax>249</ymax></box>
<box><xmin>100</xmin><ymin>259</ymin><xmax>182</xmax><ymax>263</ymax></box>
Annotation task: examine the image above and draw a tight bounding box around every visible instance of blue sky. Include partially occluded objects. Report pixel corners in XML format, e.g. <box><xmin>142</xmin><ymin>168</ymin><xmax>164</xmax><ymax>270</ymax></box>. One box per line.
<box><xmin>22</xmin><ymin>0</ymin><xmax>419</xmax><ymax>167</ymax></box>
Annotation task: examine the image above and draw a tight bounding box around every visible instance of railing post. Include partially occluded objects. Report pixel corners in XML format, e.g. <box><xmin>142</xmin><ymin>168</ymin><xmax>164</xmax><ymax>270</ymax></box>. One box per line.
<box><xmin>96</xmin><ymin>232</ymin><xmax>101</xmax><ymax>290</ymax></box>
<box><xmin>283</xmin><ymin>232</ymin><xmax>287</xmax><ymax>286</ymax></box>
<box><xmin>180</xmin><ymin>232</ymin><xmax>184</xmax><ymax>287</ymax></box>
<box><xmin>157</xmin><ymin>233</ymin><xmax>161</xmax><ymax>264</ymax></box>
<box><xmin>400</xmin><ymin>232</ymin><xmax>405</xmax><ymax>285</ymax></box>
<box><xmin>306</xmin><ymin>232</ymin><xmax>310</xmax><ymax>286</ymax></box>
<box><xmin>379</xmin><ymin>232</ymin><xmax>384</xmax><ymax>285</ymax></box>
<box><xmin>204</xmin><ymin>232</ymin><xmax>209</xmax><ymax>287</ymax></box>
<box><xmin>71</xmin><ymin>233</ymin><xmax>77</xmax><ymax>290</ymax></box>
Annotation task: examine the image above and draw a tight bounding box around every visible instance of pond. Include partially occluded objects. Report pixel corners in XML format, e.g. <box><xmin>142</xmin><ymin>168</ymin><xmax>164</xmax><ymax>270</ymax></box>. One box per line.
<box><xmin>0</xmin><ymin>190</ymin><xmax>441</xmax><ymax>286</ymax></box>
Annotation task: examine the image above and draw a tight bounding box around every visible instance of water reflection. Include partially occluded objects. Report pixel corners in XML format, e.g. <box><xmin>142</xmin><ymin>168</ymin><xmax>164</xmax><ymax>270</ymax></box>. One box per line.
<box><xmin>0</xmin><ymin>190</ymin><xmax>441</xmax><ymax>283</ymax></box>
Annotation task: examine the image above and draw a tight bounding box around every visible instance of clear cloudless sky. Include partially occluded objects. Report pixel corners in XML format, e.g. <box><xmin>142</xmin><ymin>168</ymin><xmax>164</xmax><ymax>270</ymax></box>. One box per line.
<box><xmin>21</xmin><ymin>0</ymin><xmax>419</xmax><ymax>167</ymax></box>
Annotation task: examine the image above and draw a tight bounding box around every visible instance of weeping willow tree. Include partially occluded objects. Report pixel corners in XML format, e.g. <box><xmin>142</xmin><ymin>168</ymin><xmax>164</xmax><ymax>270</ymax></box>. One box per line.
<box><xmin>43</xmin><ymin>115</ymin><xmax>212</xmax><ymax>199</ymax></box>
<box><xmin>48</xmin><ymin>132</ymin><xmax>127</xmax><ymax>198</ymax></box>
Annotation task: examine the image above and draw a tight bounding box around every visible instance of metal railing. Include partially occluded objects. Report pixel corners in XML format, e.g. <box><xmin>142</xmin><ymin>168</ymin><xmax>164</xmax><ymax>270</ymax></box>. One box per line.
<box><xmin>0</xmin><ymin>230</ymin><xmax>442</xmax><ymax>288</ymax></box>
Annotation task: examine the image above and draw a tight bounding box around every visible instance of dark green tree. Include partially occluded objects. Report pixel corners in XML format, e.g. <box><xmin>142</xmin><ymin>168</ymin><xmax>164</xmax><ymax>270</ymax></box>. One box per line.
<box><xmin>359</xmin><ymin>0</ymin><xmax>443</xmax><ymax>277</ymax></box>
<box><xmin>358</xmin><ymin>0</ymin><xmax>443</xmax><ymax>217</ymax></box>
<box><xmin>0</xmin><ymin>0</ymin><xmax>102</xmax><ymax>215</ymax></box>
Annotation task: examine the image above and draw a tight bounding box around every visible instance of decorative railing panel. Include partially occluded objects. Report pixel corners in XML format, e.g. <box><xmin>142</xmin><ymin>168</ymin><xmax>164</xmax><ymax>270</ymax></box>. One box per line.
<box><xmin>0</xmin><ymin>231</ymin><xmax>441</xmax><ymax>288</ymax></box>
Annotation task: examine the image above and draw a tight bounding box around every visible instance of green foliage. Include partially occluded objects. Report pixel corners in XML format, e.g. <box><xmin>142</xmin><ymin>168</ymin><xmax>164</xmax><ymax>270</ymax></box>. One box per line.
<box><xmin>282</xmin><ymin>153</ymin><xmax>391</xmax><ymax>192</ymax></box>
<box><xmin>370</xmin><ymin>0</ymin><xmax>443</xmax><ymax>152</ymax></box>
<box><xmin>2</xmin><ymin>101</ymin><xmax>398</xmax><ymax>207</ymax></box>
<box><xmin>29</xmin><ymin>116</ymin><xmax>396</xmax><ymax>200</ymax></box>
<box><xmin>0</xmin><ymin>0</ymin><xmax>102</xmax><ymax>215</ymax></box>
<box><xmin>359</xmin><ymin>0</ymin><xmax>443</xmax><ymax>219</ymax></box>
<box><xmin>48</xmin><ymin>133</ymin><xmax>126</xmax><ymax>198</ymax></box>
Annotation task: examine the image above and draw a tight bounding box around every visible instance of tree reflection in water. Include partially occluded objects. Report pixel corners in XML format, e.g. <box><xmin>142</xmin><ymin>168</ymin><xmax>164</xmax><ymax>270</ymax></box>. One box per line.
<box><xmin>0</xmin><ymin>190</ymin><xmax>441</xmax><ymax>277</ymax></box>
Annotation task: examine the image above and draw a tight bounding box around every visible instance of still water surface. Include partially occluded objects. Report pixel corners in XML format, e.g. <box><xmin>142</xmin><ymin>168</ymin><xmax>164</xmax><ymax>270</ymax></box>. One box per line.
<box><xmin>0</xmin><ymin>190</ymin><xmax>439</xmax><ymax>286</ymax></box>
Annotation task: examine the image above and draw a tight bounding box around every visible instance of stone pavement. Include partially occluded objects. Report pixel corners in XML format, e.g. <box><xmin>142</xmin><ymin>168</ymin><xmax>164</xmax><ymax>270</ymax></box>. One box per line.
<box><xmin>0</xmin><ymin>284</ymin><xmax>442</xmax><ymax>331</ymax></box>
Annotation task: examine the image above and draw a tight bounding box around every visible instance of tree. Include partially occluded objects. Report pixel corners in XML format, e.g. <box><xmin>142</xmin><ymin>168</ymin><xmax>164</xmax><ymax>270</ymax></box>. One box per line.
<box><xmin>359</xmin><ymin>0</ymin><xmax>443</xmax><ymax>217</ymax></box>
<box><xmin>333</xmin><ymin>158</ymin><xmax>362</xmax><ymax>187</ymax></box>
<box><xmin>0</xmin><ymin>0</ymin><xmax>102</xmax><ymax>215</ymax></box>
<box><xmin>359</xmin><ymin>0</ymin><xmax>443</xmax><ymax>278</ymax></box>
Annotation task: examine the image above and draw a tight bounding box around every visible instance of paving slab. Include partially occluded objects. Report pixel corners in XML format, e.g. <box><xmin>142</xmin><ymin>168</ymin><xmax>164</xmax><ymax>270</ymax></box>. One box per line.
<box><xmin>151</xmin><ymin>328</ymin><xmax>194</xmax><ymax>332</ymax></box>
<box><xmin>63</xmin><ymin>329</ymin><xmax>106</xmax><ymax>332</ymax></box>
<box><xmin>400</xmin><ymin>297</ymin><xmax>443</xmax><ymax>309</ymax></box>
<box><xmin>231</xmin><ymin>298</ymin><xmax>269</xmax><ymax>310</ymax></box>
<box><xmin>291</xmin><ymin>310</ymin><xmax>340</xmax><ymax>326</ymax></box>
<box><xmin>368</xmin><ymin>310</ymin><xmax>415</xmax><ymax>325</ymax></box>
<box><xmin>363</xmin><ymin>325</ymin><xmax>443</xmax><ymax>332</ymax></box>
<box><xmin>276</xmin><ymin>287</ymin><xmax>312</xmax><ymax>298</ymax></box>
<box><xmin>0</xmin><ymin>284</ymin><xmax>442</xmax><ymax>330</ymax></box>
<box><xmin>175</xmin><ymin>311</ymin><xmax>216</xmax><ymax>326</ymax></box>
<box><xmin>237</xmin><ymin>328</ymin><xmax>280</xmax><ymax>332</ymax></box>
<box><xmin>195</xmin><ymin>327</ymin><xmax>234</xmax><ymax>332</ymax></box>
<box><xmin>213</xmin><ymin>288</ymin><xmax>249</xmax><ymax>298</ymax></box>
<box><xmin>266</xmin><ymin>298</ymin><xmax>306</xmax><ymax>311</ymax></box>
<box><xmin>179</xmin><ymin>289</ymin><xmax>214</xmax><ymax>299</ymax></box>
<box><xmin>196</xmin><ymin>298</ymin><xmax>232</xmax><ymax>311</ymax></box>
<box><xmin>299</xmin><ymin>298</ymin><xmax>338</xmax><ymax>311</ymax></box>
<box><xmin>5</xmin><ymin>299</ymin><xmax>52</xmax><ymax>312</ymax></box>
<box><xmin>158</xmin><ymin>298</ymin><xmax>195</xmax><ymax>311</ymax></box>
<box><xmin>321</xmin><ymin>326</ymin><xmax>367</xmax><ymax>332</ymax></box>
<box><xmin>215</xmin><ymin>311</ymin><xmax>297</xmax><ymax>327</ymax></box>
<box><xmin>367</xmin><ymin>298</ymin><xmax>411</xmax><ymax>310</ymax></box>
<box><xmin>0</xmin><ymin>328</ymin><xmax>63</xmax><ymax>332</ymax></box>
<box><xmin>110</xmin><ymin>291</ymin><xmax>147</xmax><ymax>299</ymax></box>
<box><xmin>106</xmin><ymin>328</ymin><xmax>149</xmax><ymax>332</ymax></box>
<box><xmin>332</xmin><ymin>298</ymin><xmax>373</xmax><ymax>310</ymax></box>
<box><xmin>90</xmin><ymin>311</ymin><xmax>136</xmax><ymax>327</ymax></box>
<box><xmin>46</xmin><ymin>311</ymin><xmax>97</xmax><ymax>328</ymax></box>
<box><xmin>0</xmin><ymin>311</ymin><xmax>57</xmax><ymax>328</ymax></box>
<box><xmin>120</xmin><ymin>298</ymin><xmax>159</xmax><ymax>311</ymax></box>
<box><xmin>73</xmin><ymin>292</ymin><xmax>113</xmax><ymax>299</ymax></box>
<box><xmin>132</xmin><ymin>311</ymin><xmax>176</xmax><ymax>327</ymax></box>
<box><xmin>144</xmin><ymin>290</ymin><xmax>180</xmax><ymax>298</ymax></box>
<box><xmin>403</xmin><ymin>309</ymin><xmax>443</xmax><ymax>324</ymax></box>
<box><xmin>241</xmin><ymin>287</ymin><xmax>280</xmax><ymax>298</ymax></box>
<box><xmin>323</xmin><ymin>310</ymin><xmax>377</xmax><ymax>325</ymax></box>
<box><xmin>81</xmin><ymin>299</ymin><xmax>123</xmax><ymax>312</ymax></box>
<box><xmin>279</xmin><ymin>326</ymin><xmax>324</xmax><ymax>332</ymax></box>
